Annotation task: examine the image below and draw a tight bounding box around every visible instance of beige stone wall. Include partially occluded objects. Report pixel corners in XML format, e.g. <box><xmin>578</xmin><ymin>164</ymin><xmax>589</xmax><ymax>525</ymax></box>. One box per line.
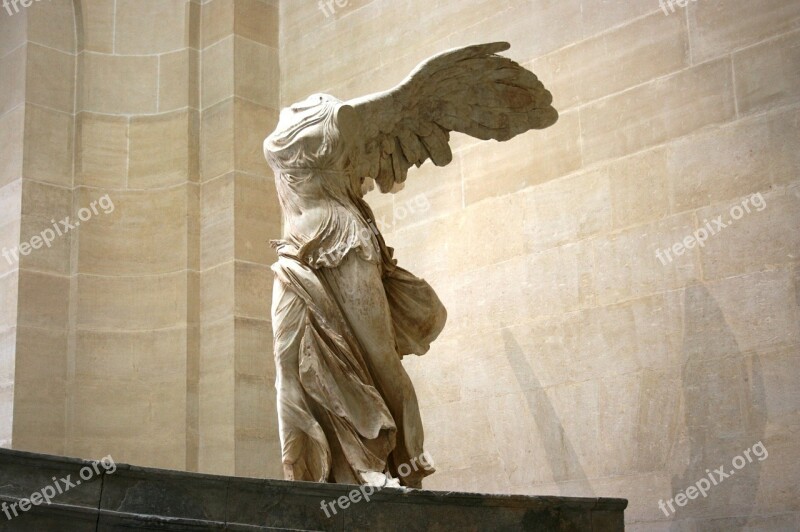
<box><xmin>3</xmin><ymin>0</ymin><xmax>77</xmax><ymax>455</ymax></box>
<box><xmin>67</xmin><ymin>0</ymin><xmax>196</xmax><ymax>469</ymax></box>
<box><xmin>0</xmin><ymin>7</ymin><xmax>26</xmax><ymax>449</ymax></box>
<box><xmin>198</xmin><ymin>0</ymin><xmax>281</xmax><ymax>478</ymax></box>
<box><xmin>281</xmin><ymin>0</ymin><xmax>800</xmax><ymax>528</ymax></box>
<box><xmin>3</xmin><ymin>0</ymin><xmax>282</xmax><ymax>479</ymax></box>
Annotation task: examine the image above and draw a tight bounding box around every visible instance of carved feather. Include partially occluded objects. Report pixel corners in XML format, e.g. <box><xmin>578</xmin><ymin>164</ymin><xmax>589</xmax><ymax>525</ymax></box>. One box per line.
<box><xmin>346</xmin><ymin>41</ymin><xmax>558</xmax><ymax>192</ymax></box>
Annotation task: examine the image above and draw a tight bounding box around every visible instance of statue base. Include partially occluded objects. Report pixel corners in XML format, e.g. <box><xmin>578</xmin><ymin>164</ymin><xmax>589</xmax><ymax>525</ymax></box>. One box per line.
<box><xmin>0</xmin><ymin>448</ymin><xmax>626</xmax><ymax>531</ymax></box>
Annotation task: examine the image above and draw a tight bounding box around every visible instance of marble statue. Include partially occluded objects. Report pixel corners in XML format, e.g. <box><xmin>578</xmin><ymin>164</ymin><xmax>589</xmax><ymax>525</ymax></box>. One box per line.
<box><xmin>264</xmin><ymin>42</ymin><xmax>557</xmax><ymax>488</ymax></box>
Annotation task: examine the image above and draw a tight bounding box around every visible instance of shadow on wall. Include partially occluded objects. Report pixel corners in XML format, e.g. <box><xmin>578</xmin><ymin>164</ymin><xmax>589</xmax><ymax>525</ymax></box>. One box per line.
<box><xmin>501</xmin><ymin>330</ymin><xmax>595</xmax><ymax>497</ymax></box>
<box><xmin>671</xmin><ymin>283</ymin><xmax>766</xmax><ymax>531</ymax></box>
<box><xmin>498</xmin><ymin>281</ymin><xmax>767</xmax><ymax>528</ymax></box>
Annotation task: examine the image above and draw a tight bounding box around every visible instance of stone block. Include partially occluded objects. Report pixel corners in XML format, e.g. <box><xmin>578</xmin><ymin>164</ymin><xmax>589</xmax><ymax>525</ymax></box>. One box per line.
<box><xmin>200</xmin><ymin>262</ymin><xmax>234</xmax><ymax>324</ymax></box>
<box><xmin>704</xmin><ymin>269</ymin><xmax>800</xmax><ymax>353</ymax></box>
<box><xmin>234</xmin><ymin>0</ymin><xmax>279</xmax><ymax>48</ymax></box>
<box><xmin>734</xmin><ymin>29</ymin><xmax>800</xmax><ymax>117</ymax></box>
<box><xmin>115</xmin><ymin>0</ymin><xmax>186</xmax><ymax>54</ymax></box>
<box><xmin>75</xmin><ymin>328</ymin><xmax>187</xmax><ymax>382</ymax></box>
<box><xmin>80</xmin><ymin>53</ymin><xmax>158</xmax><ymax>114</ymax></box>
<box><xmin>0</xmin><ymin>46</ymin><xmax>25</xmax><ymax>117</ymax></box>
<box><xmin>608</xmin><ymin>147</ymin><xmax>670</xmax><ymax>229</ymax></box>
<box><xmin>668</xmin><ymin>114</ymin><xmax>781</xmax><ymax>213</ymax></box>
<box><xmin>11</xmin><ymin>371</ymin><xmax>65</xmax><ymax>446</ymax></box>
<box><xmin>688</xmin><ymin>0</ymin><xmax>800</xmax><ymax>64</ymax></box>
<box><xmin>696</xmin><ymin>187</ymin><xmax>799</xmax><ymax>280</ymax></box>
<box><xmin>79</xmin><ymin>0</ymin><xmax>115</xmax><ymax>53</ymax></box>
<box><xmin>0</xmin><ymin>271</ymin><xmax>18</xmax><ymax>330</ymax></box>
<box><xmin>23</xmin><ymin>104</ymin><xmax>73</xmax><ymax>187</ymax></box>
<box><xmin>0</xmin><ymin>5</ymin><xmax>26</xmax><ymax>57</ymax></box>
<box><xmin>523</xmin><ymin>168</ymin><xmax>612</xmax><ymax>252</ymax></box>
<box><xmin>76</xmin><ymin>272</ymin><xmax>187</xmax><ymax>331</ymax></box>
<box><xmin>462</xmin><ymin>110</ymin><xmax>582</xmax><ymax>205</ymax></box>
<box><xmin>25</xmin><ymin>43</ymin><xmax>74</xmax><ymax>113</ymax></box>
<box><xmin>234</xmin><ymin>173</ymin><xmax>280</xmax><ymax>265</ymax></box>
<box><xmin>13</xmin><ymin>326</ymin><xmax>67</xmax><ymax>386</ymax></box>
<box><xmin>201</xmin><ymin>0</ymin><xmax>234</xmax><ymax>49</ymax></box>
<box><xmin>158</xmin><ymin>49</ymin><xmax>191</xmax><ymax>113</ymax></box>
<box><xmin>592</xmin><ymin>213</ymin><xmax>700</xmax><ymax>306</ymax></box>
<box><xmin>234</xmin><ymin>260</ymin><xmax>271</xmax><ymax>321</ymax></box>
<box><xmin>129</xmin><ymin>111</ymin><xmax>190</xmax><ymax>188</ymax></box>
<box><xmin>202</xmin><ymin>36</ymin><xmax>234</xmax><ymax>109</ymax></box>
<box><xmin>234</xmin><ymin>36</ymin><xmax>278</xmax><ymax>108</ymax></box>
<box><xmin>26</xmin><ymin>0</ymin><xmax>76</xmax><ymax>53</ymax></box>
<box><xmin>234</xmin><ymin>98</ymin><xmax>277</xmax><ymax>178</ymax></box>
<box><xmin>76</xmin><ymin>112</ymin><xmax>128</xmax><ymax>188</ymax></box>
<box><xmin>531</xmin><ymin>11</ymin><xmax>688</xmax><ymax>111</ymax></box>
<box><xmin>17</xmin><ymin>270</ymin><xmax>69</xmax><ymax>330</ymax></box>
<box><xmin>76</xmin><ymin>186</ymin><xmax>187</xmax><ymax>276</ymax></box>
<box><xmin>0</xmin><ymin>106</ymin><xmax>24</xmax><ymax>189</ymax></box>
<box><xmin>200</xmin><ymin>99</ymin><xmax>234</xmax><ymax>181</ymax></box>
<box><xmin>233</xmin><ymin>317</ymin><xmax>273</xmax><ymax>379</ymax></box>
<box><xmin>447</xmin><ymin>193</ymin><xmax>526</xmax><ymax>274</ymax></box>
<box><xmin>234</xmin><ymin>375</ymin><xmax>274</xmax><ymax>439</ymax></box>
<box><xmin>581</xmin><ymin>58</ymin><xmax>735</xmax><ymax>165</ymax></box>
<box><xmin>0</xmin><ymin>177</ymin><xmax>21</xmax><ymax>228</ymax></box>
<box><xmin>421</xmin><ymin>398</ymin><xmax>501</xmax><ymax>472</ymax></box>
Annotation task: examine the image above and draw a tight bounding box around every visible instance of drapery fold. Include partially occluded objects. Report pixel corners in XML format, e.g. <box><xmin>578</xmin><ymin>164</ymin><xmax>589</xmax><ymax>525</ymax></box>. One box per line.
<box><xmin>272</xmin><ymin>247</ymin><xmax>445</xmax><ymax>485</ymax></box>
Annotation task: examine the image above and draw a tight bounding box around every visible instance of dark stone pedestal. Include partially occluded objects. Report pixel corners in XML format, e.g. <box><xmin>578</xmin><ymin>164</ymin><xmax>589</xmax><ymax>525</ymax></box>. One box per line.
<box><xmin>0</xmin><ymin>448</ymin><xmax>626</xmax><ymax>531</ymax></box>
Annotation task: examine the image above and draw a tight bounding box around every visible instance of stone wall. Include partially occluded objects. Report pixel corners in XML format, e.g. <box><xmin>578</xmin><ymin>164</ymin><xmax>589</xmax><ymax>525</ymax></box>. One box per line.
<box><xmin>280</xmin><ymin>0</ymin><xmax>800</xmax><ymax>529</ymax></box>
<box><xmin>197</xmin><ymin>0</ymin><xmax>281</xmax><ymax>478</ymax></box>
<box><xmin>0</xmin><ymin>4</ymin><xmax>27</xmax><ymax>449</ymax></box>
<box><xmin>68</xmin><ymin>0</ymin><xmax>196</xmax><ymax>470</ymax></box>
<box><xmin>1</xmin><ymin>0</ymin><xmax>78</xmax><ymax>455</ymax></box>
<box><xmin>2</xmin><ymin>0</ymin><xmax>282</xmax><ymax>480</ymax></box>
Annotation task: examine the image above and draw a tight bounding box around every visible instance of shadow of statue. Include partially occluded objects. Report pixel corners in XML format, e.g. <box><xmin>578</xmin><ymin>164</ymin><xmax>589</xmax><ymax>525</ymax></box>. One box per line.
<box><xmin>670</xmin><ymin>283</ymin><xmax>766</xmax><ymax>530</ymax></box>
<box><xmin>501</xmin><ymin>329</ymin><xmax>595</xmax><ymax>497</ymax></box>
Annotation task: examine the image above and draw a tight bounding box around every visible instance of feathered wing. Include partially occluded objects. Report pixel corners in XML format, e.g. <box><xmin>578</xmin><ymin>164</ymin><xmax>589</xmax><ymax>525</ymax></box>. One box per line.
<box><xmin>344</xmin><ymin>42</ymin><xmax>558</xmax><ymax>193</ymax></box>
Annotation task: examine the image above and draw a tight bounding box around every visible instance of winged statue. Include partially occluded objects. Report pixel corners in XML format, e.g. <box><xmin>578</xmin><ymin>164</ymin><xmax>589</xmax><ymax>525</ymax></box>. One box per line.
<box><xmin>263</xmin><ymin>42</ymin><xmax>558</xmax><ymax>489</ymax></box>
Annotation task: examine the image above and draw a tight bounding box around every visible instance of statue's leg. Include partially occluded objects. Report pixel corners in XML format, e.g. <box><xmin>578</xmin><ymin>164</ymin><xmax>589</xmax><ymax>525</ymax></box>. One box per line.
<box><xmin>272</xmin><ymin>275</ymin><xmax>330</xmax><ymax>482</ymax></box>
<box><xmin>319</xmin><ymin>251</ymin><xmax>432</xmax><ymax>487</ymax></box>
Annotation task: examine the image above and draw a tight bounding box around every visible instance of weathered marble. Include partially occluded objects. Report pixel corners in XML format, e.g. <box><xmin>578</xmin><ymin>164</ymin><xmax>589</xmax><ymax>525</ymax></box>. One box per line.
<box><xmin>264</xmin><ymin>42</ymin><xmax>557</xmax><ymax>488</ymax></box>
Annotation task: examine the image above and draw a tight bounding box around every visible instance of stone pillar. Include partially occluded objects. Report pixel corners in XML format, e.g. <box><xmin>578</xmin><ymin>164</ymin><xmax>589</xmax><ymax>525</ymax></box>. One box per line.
<box><xmin>5</xmin><ymin>0</ymin><xmax>77</xmax><ymax>455</ymax></box>
<box><xmin>1</xmin><ymin>0</ymin><xmax>282</xmax><ymax>479</ymax></box>
<box><xmin>66</xmin><ymin>0</ymin><xmax>198</xmax><ymax>469</ymax></box>
<box><xmin>0</xmin><ymin>6</ymin><xmax>27</xmax><ymax>449</ymax></box>
<box><xmin>198</xmin><ymin>0</ymin><xmax>281</xmax><ymax>478</ymax></box>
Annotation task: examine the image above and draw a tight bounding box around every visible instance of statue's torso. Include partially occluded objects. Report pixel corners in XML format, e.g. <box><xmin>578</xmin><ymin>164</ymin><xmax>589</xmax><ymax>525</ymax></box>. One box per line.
<box><xmin>264</xmin><ymin>95</ymin><xmax>384</xmax><ymax>269</ymax></box>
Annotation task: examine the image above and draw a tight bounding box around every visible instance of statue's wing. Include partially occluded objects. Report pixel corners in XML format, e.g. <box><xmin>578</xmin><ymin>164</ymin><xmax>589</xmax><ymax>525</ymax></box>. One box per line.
<box><xmin>344</xmin><ymin>42</ymin><xmax>558</xmax><ymax>193</ymax></box>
